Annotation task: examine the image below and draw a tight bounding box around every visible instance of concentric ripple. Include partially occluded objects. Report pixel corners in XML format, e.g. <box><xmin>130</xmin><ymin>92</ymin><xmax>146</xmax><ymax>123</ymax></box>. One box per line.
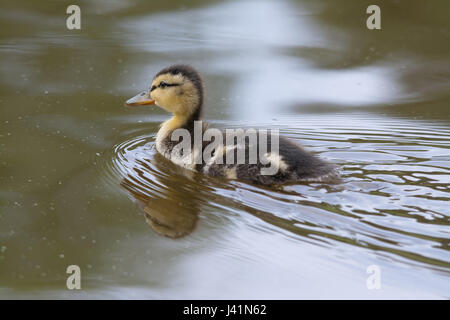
<box><xmin>106</xmin><ymin>114</ymin><xmax>450</xmax><ymax>274</ymax></box>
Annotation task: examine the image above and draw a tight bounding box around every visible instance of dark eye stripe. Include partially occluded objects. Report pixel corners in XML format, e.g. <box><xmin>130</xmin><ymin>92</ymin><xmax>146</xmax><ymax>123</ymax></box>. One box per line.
<box><xmin>150</xmin><ymin>82</ymin><xmax>181</xmax><ymax>92</ymax></box>
<box><xmin>160</xmin><ymin>83</ymin><xmax>180</xmax><ymax>88</ymax></box>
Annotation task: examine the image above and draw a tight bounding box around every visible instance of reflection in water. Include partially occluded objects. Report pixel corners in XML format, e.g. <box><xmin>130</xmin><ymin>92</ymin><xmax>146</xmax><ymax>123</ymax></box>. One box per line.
<box><xmin>119</xmin><ymin>0</ymin><xmax>407</xmax><ymax>120</ymax></box>
<box><xmin>120</xmin><ymin>154</ymin><xmax>199</xmax><ymax>238</ymax></box>
<box><xmin>110</xmin><ymin>115</ymin><xmax>450</xmax><ymax>277</ymax></box>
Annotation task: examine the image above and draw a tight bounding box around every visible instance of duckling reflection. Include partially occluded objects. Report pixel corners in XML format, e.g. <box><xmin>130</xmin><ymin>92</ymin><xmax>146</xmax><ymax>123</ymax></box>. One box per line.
<box><xmin>120</xmin><ymin>152</ymin><xmax>200</xmax><ymax>238</ymax></box>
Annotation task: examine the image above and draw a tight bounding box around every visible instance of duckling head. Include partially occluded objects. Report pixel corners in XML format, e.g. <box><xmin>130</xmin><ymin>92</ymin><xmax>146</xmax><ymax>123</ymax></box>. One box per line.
<box><xmin>126</xmin><ymin>64</ymin><xmax>204</xmax><ymax>121</ymax></box>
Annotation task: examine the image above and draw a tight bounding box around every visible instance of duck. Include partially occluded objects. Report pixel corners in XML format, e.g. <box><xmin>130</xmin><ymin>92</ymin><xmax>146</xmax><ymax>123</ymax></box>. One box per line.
<box><xmin>125</xmin><ymin>64</ymin><xmax>339</xmax><ymax>185</ymax></box>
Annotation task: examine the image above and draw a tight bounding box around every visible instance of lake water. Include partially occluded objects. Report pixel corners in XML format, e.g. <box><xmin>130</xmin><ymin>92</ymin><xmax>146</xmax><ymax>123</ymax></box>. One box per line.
<box><xmin>0</xmin><ymin>0</ymin><xmax>449</xmax><ymax>299</ymax></box>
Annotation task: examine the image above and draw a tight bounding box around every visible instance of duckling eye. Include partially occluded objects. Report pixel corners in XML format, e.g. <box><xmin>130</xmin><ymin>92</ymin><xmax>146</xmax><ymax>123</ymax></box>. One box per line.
<box><xmin>159</xmin><ymin>81</ymin><xmax>167</xmax><ymax>88</ymax></box>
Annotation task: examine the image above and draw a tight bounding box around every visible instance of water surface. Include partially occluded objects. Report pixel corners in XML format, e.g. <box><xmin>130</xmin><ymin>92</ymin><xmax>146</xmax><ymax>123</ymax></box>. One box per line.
<box><xmin>0</xmin><ymin>0</ymin><xmax>449</xmax><ymax>298</ymax></box>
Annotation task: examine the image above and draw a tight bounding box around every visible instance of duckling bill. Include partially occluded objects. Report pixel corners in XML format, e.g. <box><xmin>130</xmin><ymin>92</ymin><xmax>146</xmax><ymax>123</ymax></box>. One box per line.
<box><xmin>125</xmin><ymin>64</ymin><xmax>339</xmax><ymax>185</ymax></box>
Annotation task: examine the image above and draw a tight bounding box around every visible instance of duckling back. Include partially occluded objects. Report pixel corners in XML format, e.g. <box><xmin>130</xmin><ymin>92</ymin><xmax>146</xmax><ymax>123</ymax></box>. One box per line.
<box><xmin>198</xmin><ymin>132</ymin><xmax>339</xmax><ymax>185</ymax></box>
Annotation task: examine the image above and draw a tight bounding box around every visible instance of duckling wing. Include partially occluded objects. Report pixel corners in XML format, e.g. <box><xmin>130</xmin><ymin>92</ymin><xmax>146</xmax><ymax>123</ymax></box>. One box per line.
<box><xmin>276</xmin><ymin>136</ymin><xmax>340</xmax><ymax>182</ymax></box>
<box><xmin>200</xmin><ymin>133</ymin><xmax>339</xmax><ymax>185</ymax></box>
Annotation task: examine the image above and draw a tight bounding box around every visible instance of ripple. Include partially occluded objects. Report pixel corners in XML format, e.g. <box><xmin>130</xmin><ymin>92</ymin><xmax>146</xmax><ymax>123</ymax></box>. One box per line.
<box><xmin>105</xmin><ymin>115</ymin><xmax>450</xmax><ymax>274</ymax></box>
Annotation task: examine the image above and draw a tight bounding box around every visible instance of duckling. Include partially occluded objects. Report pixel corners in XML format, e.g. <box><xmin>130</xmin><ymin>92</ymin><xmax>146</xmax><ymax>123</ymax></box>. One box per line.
<box><xmin>125</xmin><ymin>64</ymin><xmax>339</xmax><ymax>185</ymax></box>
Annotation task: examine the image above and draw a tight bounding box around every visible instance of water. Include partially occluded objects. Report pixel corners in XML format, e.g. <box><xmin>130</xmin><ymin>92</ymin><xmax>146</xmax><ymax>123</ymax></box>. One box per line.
<box><xmin>0</xmin><ymin>0</ymin><xmax>449</xmax><ymax>299</ymax></box>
